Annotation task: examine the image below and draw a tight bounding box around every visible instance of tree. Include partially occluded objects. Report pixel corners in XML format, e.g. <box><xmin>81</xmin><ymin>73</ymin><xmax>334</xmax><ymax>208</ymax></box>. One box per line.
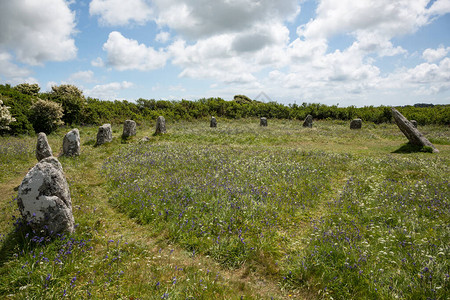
<box><xmin>29</xmin><ymin>99</ymin><xmax>64</xmax><ymax>134</ymax></box>
<box><xmin>49</xmin><ymin>84</ymin><xmax>86</xmax><ymax>124</ymax></box>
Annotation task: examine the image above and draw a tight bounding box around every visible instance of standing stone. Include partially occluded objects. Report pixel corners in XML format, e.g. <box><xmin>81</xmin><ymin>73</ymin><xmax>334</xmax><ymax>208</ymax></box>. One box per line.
<box><xmin>210</xmin><ymin>116</ymin><xmax>217</xmax><ymax>128</ymax></box>
<box><xmin>63</xmin><ymin>128</ymin><xmax>80</xmax><ymax>156</ymax></box>
<box><xmin>260</xmin><ymin>117</ymin><xmax>268</xmax><ymax>127</ymax></box>
<box><xmin>155</xmin><ymin>116</ymin><xmax>166</xmax><ymax>134</ymax></box>
<box><xmin>350</xmin><ymin>118</ymin><xmax>362</xmax><ymax>129</ymax></box>
<box><xmin>303</xmin><ymin>115</ymin><xmax>313</xmax><ymax>128</ymax></box>
<box><xmin>36</xmin><ymin>132</ymin><xmax>53</xmax><ymax>161</ymax></box>
<box><xmin>123</xmin><ymin>120</ymin><xmax>137</xmax><ymax>137</ymax></box>
<box><xmin>391</xmin><ymin>108</ymin><xmax>438</xmax><ymax>153</ymax></box>
<box><xmin>17</xmin><ymin>157</ymin><xmax>74</xmax><ymax>234</ymax></box>
<box><xmin>410</xmin><ymin>120</ymin><xmax>418</xmax><ymax>128</ymax></box>
<box><xmin>96</xmin><ymin>124</ymin><xmax>112</xmax><ymax>145</ymax></box>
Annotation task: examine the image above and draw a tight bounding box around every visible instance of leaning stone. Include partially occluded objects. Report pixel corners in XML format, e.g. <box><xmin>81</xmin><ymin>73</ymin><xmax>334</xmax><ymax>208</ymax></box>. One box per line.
<box><xmin>123</xmin><ymin>120</ymin><xmax>137</xmax><ymax>137</ymax></box>
<box><xmin>410</xmin><ymin>120</ymin><xmax>418</xmax><ymax>128</ymax></box>
<box><xmin>63</xmin><ymin>128</ymin><xmax>80</xmax><ymax>156</ymax></box>
<box><xmin>17</xmin><ymin>157</ymin><xmax>74</xmax><ymax>234</ymax></box>
<box><xmin>96</xmin><ymin>124</ymin><xmax>112</xmax><ymax>145</ymax></box>
<box><xmin>210</xmin><ymin>116</ymin><xmax>217</xmax><ymax>128</ymax></box>
<box><xmin>36</xmin><ymin>132</ymin><xmax>53</xmax><ymax>161</ymax></box>
<box><xmin>303</xmin><ymin>115</ymin><xmax>313</xmax><ymax>128</ymax></box>
<box><xmin>391</xmin><ymin>108</ymin><xmax>438</xmax><ymax>153</ymax></box>
<box><xmin>350</xmin><ymin>119</ymin><xmax>362</xmax><ymax>129</ymax></box>
<box><xmin>260</xmin><ymin>117</ymin><xmax>268</xmax><ymax>127</ymax></box>
<box><xmin>155</xmin><ymin>116</ymin><xmax>166</xmax><ymax>134</ymax></box>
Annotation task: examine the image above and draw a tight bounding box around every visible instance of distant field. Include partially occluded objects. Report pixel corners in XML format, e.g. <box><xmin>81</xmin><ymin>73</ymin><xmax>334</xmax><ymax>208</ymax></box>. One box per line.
<box><xmin>0</xmin><ymin>119</ymin><xmax>449</xmax><ymax>299</ymax></box>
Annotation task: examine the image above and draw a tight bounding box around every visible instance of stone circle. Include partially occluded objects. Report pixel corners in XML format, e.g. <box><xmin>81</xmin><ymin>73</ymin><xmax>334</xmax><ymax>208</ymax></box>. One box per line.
<box><xmin>63</xmin><ymin>128</ymin><xmax>80</xmax><ymax>156</ymax></box>
<box><xmin>96</xmin><ymin>124</ymin><xmax>112</xmax><ymax>145</ymax></box>
<box><xmin>36</xmin><ymin>132</ymin><xmax>53</xmax><ymax>161</ymax></box>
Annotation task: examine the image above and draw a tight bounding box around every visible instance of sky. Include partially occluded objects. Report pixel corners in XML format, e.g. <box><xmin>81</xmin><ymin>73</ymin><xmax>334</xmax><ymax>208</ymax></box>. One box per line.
<box><xmin>0</xmin><ymin>0</ymin><xmax>450</xmax><ymax>107</ymax></box>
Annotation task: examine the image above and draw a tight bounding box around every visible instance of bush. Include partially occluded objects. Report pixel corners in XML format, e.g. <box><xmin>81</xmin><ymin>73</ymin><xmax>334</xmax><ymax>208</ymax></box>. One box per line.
<box><xmin>45</xmin><ymin>84</ymin><xmax>86</xmax><ymax>125</ymax></box>
<box><xmin>29</xmin><ymin>99</ymin><xmax>64</xmax><ymax>134</ymax></box>
<box><xmin>13</xmin><ymin>83</ymin><xmax>40</xmax><ymax>96</ymax></box>
<box><xmin>0</xmin><ymin>99</ymin><xmax>16</xmax><ymax>131</ymax></box>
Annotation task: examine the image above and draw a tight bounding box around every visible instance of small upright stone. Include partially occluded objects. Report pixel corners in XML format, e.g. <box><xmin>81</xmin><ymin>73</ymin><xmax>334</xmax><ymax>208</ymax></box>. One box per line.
<box><xmin>36</xmin><ymin>132</ymin><xmax>53</xmax><ymax>161</ymax></box>
<box><xmin>96</xmin><ymin>124</ymin><xmax>112</xmax><ymax>146</ymax></box>
<box><xmin>350</xmin><ymin>118</ymin><xmax>362</xmax><ymax>129</ymax></box>
<box><xmin>260</xmin><ymin>117</ymin><xmax>268</xmax><ymax>127</ymax></box>
<box><xmin>123</xmin><ymin>120</ymin><xmax>137</xmax><ymax>137</ymax></box>
<box><xmin>410</xmin><ymin>120</ymin><xmax>418</xmax><ymax>128</ymax></box>
<box><xmin>17</xmin><ymin>156</ymin><xmax>74</xmax><ymax>234</ymax></box>
<box><xmin>210</xmin><ymin>116</ymin><xmax>217</xmax><ymax>128</ymax></box>
<box><xmin>391</xmin><ymin>108</ymin><xmax>438</xmax><ymax>153</ymax></box>
<box><xmin>303</xmin><ymin>115</ymin><xmax>313</xmax><ymax>128</ymax></box>
<box><xmin>155</xmin><ymin>116</ymin><xmax>166</xmax><ymax>134</ymax></box>
<box><xmin>63</xmin><ymin>128</ymin><xmax>80</xmax><ymax>156</ymax></box>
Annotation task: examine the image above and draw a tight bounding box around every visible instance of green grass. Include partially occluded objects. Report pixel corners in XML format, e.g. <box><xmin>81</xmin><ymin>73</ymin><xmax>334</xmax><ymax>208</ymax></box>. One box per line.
<box><xmin>0</xmin><ymin>119</ymin><xmax>449</xmax><ymax>299</ymax></box>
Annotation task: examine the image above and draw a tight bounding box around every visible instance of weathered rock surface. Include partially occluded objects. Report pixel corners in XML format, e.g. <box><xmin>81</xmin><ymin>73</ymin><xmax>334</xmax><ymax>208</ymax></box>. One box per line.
<box><xmin>96</xmin><ymin>124</ymin><xmax>112</xmax><ymax>145</ymax></box>
<box><xmin>63</xmin><ymin>128</ymin><xmax>80</xmax><ymax>156</ymax></box>
<box><xmin>350</xmin><ymin>118</ymin><xmax>362</xmax><ymax>129</ymax></box>
<box><xmin>210</xmin><ymin>116</ymin><xmax>217</xmax><ymax>128</ymax></box>
<box><xmin>123</xmin><ymin>120</ymin><xmax>137</xmax><ymax>137</ymax></box>
<box><xmin>260</xmin><ymin>117</ymin><xmax>268</xmax><ymax>127</ymax></box>
<box><xmin>410</xmin><ymin>120</ymin><xmax>418</xmax><ymax>128</ymax></box>
<box><xmin>36</xmin><ymin>132</ymin><xmax>53</xmax><ymax>161</ymax></box>
<box><xmin>391</xmin><ymin>108</ymin><xmax>438</xmax><ymax>153</ymax></box>
<box><xmin>17</xmin><ymin>157</ymin><xmax>74</xmax><ymax>234</ymax></box>
<box><xmin>303</xmin><ymin>115</ymin><xmax>313</xmax><ymax>128</ymax></box>
<box><xmin>155</xmin><ymin>116</ymin><xmax>166</xmax><ymax>134</ymax></box>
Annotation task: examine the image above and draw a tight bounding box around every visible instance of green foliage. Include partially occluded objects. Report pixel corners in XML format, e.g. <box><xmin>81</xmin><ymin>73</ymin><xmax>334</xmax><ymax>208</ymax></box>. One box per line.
<box><xmin>42</xmin><ymin>84</ymin><xmax>86</xmax><ymax>125</ymax></box>
<box><xmin>13</xmin><ymin>83</ymin><xmax>40</xmax><ymax>96</ymax></box>
<box><xmin>0</xmin><ymin>84</ymin><xmax>34</xmax><ymax>135</ymax></box>
<box><xmin>29</xmin><ymin>99</ymin><xmax>64</xmax><ymax>134</ymax></box>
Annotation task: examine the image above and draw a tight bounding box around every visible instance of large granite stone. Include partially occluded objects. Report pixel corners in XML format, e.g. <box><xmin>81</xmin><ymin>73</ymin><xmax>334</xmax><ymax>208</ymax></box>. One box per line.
<box><xmin>17</xmin><ymin>157</ymin><xmax>74</xmax><ymax>234</ymax></box>
<box><xmin>210</xmin><ymin>116</ymin><xmax>217</xmax><ymax>128</ymax></box>
<box><xmin>303</xmin><ymin>115</ymin><xmax>313</xmax><ymax>128</ymax></box>
<box><xmin>391</xmin><ymin>108</ymin><xmax>438</xmax><ymax>153</ymax></box>
<box><xmin>123</xmin><ymin>120</ymin><xmax>137</xmax><ymax>137</ymax></box>
<box><xmin>260</xmin><ymin>117</ymin><xmax>268</xmax><ymax>127</ymax></box>
<box><xmin>36</xmin><ymin>132</ymin><xmax>53</xmax><ymax>161</ymax></box>
<box><xmin>96</xmin><ymin>124</ymin><xmax>112</xmax><ymax>145</ymax></box>
<box><xmin>63</xmin><ymin>128</ymin><xmax>80</xmax><ymax>156</ymax></box>
<box><xmin>350</xmin><ymin>119</ymin><xmax>362</xmax><ymax>129</ymax></box>
<box><xmin>155</xmin><ymin>116</ymin><xmax>166</xmax><ymax>134</ymax></box>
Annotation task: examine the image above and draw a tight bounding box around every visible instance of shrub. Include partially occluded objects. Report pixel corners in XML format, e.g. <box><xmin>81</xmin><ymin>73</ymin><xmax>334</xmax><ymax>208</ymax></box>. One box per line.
<box><xmin>13</xmin><ymin>83</ymin><xmax>41</xmax><ymax>96</ymax></box>
<box><xmin>29</xmin><ymin>99</ymin><xmax>64</xmax><ymax>134</ymax></box>
<box><xmin>46</xmin><ymin>84</ymin><xmax>86</xmax><ymax>125</ymax></box>
<box><xmin>0</xmin><ymin>99</ymin><xmax>16</xmax><ymax>131</ymax></box>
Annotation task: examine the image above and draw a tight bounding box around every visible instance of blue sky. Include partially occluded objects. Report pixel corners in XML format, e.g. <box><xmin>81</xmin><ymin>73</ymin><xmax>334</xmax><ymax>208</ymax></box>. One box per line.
<box><xmin>0</xmin><ymin>0</ymin><xmax>449</xmax><ymax>107</ymax></box>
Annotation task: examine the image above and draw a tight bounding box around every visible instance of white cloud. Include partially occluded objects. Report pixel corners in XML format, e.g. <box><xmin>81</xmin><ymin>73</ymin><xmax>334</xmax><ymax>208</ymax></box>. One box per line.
<box><xmin>91</xmin><ymin>57</ymin><xmax>105</xmax><ymax>68</ymax></box>
<box><xmin>0</xmin><ymin>51</ymin><xmax>38</xmax><ymax>85</ymax></box>
<box><xmin>0</xmin><ymin>0</ymin><xmax>77</xmax><ymax>65</ymax></box>
<box><xmin>85</xmin><ymin>81</ymin><xmax>134</xmax><ymax>100</ymax></box>
<box><xmin>422</xmin><ymin>46</ymin><xmax>449</xmax><ymax>62</ymax></box>
<box><xmin>152</xmin><ymin>0</ymin><xmax>300</xmax><ymax>39</ymax></box>
<box><xmin>89</xmin><ymin>0</ymin><xmax>153</xmax><ymax>26</ymax></box>
<box><xmin>67</xmin><ymin>70</ymin><xmax>96</xmax><ymax>83</ymax></box>
<box><xmin>103</xmin><ymin>31</ymin><xmax>168</xmax><ymax>71</ymax></box>
<box><xmin>299</xmin><ymin>0</ymin><xmax>431</xmax><ymax>40</ymax></box>
<box><xmin>156</xmin><ymin>32</ymin><xmax>171</xmax><ymax>44</ymax></box>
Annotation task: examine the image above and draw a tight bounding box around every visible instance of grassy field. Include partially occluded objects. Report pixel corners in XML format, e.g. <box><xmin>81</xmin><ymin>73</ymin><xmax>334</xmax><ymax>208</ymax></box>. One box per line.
<box><xmin>0</xmin><ymin>119</ymin><xmax>449</xmax><ymax>299</ymax></box>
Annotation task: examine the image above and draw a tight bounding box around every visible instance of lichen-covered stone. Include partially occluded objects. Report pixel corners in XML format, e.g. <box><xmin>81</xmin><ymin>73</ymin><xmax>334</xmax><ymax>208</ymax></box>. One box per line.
<box><xmin>303</xmin><ymin>115</ymin><xmax>313</xmax><ymax>128</ymax></box>
<box><xmin>350</xmin><ymin>119</ymin><xmax>362</xmax><ymax>129</ymax></box>
<box><xmin>17</xmin><ymin>157</ymin><xmax>74</xmax><ymax>234</ymax></box>
<box><xmin>96</xmin><ymin>124</ymin><xmax>112</xmax><ymax>145</ymax></box>
<box><xmin>410</xmin><ymin>120</ymin><xmax>418</xmax><ymax>128</ymax></box>
<box><xmin>155</xmin><ymin>116</ymin><xmax>166</xmax><ymax>134</ymax></box>
<box><xmin>210</xmin><ymin>116</ymin><xmax>217</xmax><ymax>128</ymax></box>
<box><xmin>260</xmin><ymin>117</ymin><xmax>268</xmax><ymax>127</ymax></box>
<box><xmin>36</xmin><ymin>132</ymin><xmax>53</xmax><ymax>161</ymax></box>
<box><xmin>63</xmin><ymin>128</ymin><xmax>80</xmax><ymax>156</ymax></box>
<box><xmin>123</xmin><ymin>120</ymin><xmax>137</xmax><ymax>137</ymax></box>
<box><xmin>391</xmin><ymin>108</ymin><xmax>438</xmax><ymax>153</ymax></box>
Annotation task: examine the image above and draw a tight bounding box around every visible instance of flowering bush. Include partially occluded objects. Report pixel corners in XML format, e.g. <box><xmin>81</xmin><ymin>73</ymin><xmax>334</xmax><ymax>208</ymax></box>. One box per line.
<box><xmin>0</xmin><ymin>99</ymin><xmax>16</xmax><ymax>130</ymax></box>
<box><xmin>29</xmin><ymin>99</ymin><xmax>64</xmax><ymax>134</ymax></box>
